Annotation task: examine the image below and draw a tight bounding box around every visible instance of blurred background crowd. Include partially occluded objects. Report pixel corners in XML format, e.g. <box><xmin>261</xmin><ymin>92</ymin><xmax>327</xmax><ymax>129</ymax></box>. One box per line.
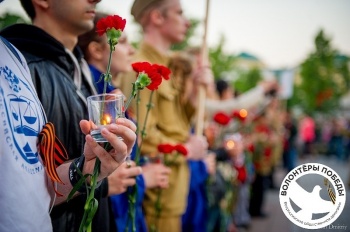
<box><xmin>1</xmin><ymin>0</ymin><xmax>349</xmax><ymax>232</ymax></box>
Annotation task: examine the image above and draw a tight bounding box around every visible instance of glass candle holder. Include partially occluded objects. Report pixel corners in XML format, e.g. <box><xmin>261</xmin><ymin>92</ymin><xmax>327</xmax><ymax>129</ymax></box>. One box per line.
<box><xmin>87</xmin><ymin>93</ymin><xmax>124</xmax><ymax>142</ymax></box>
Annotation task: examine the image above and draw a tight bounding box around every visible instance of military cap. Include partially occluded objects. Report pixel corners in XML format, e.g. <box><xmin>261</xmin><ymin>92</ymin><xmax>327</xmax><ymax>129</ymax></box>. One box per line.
<box><xmin>131</xmin><ymin>0</ymin><xmax>165</xmax><ymax>22</ymax></box>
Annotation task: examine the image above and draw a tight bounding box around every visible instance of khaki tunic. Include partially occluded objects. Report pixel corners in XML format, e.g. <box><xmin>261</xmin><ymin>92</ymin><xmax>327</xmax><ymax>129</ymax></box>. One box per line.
<box><xmin>119</xmin><ymin>43</ymin><xmax>195</xmax><ymax>220</ymax></box>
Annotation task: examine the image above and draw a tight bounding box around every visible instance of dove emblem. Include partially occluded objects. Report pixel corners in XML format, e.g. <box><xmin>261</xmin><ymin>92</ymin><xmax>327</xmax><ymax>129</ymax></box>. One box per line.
<box><xmin>289</xmin><ymin>182</ymin><xmax>334</xmax><ymax>220</ymax></box>
<box><xmin>279</xmin><ymin>163</ymin><xmax>346</xmax><ymax>230</ymax></box>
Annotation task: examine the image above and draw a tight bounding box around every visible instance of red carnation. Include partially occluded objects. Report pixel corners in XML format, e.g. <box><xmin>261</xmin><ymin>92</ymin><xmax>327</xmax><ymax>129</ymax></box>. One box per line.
<box><xmin>132</xmin><ymin>62</ymin><xmax>152</xmax><ymax>73</ymax></box>
<box><xmin>132</xmin><ymin>62</ymin><xmax>163</xmax><ymax>91</ymax></box>
<box><xmin>174</xmin><ymin>144</ymin><xmax>188</xmax><ymax>156</ymax></box>
<box><xmin>247</xmin><ymin>143</ymin><xmax>255</xmax><ymax>153</ymax></box>
<box><xmin>96</xmin><ymin>15</ymin><xmax>126</xmax><ymax>36</ymax></box>
<box><xmin>157</xmin><ymin>144</ymin><xmax>175</xmax><ymax>154</ymax></box>
<box><xmin>213</xmin><ymin>112</ymin><xmax>231</xmax><ymax>126</ymax></box>
<box><xmin>153</xmin><ymin>64</ymin><xmax>171</xmax><ymax>80</ymax></box>
<box><xmin>146</xmin><ymin>73</ymin><xmax>162</xmax><ymax>91</ymax></box>
<box><xmin>234</xmin><ymin>165</ymin><xmax>247</xmax><ymax>184</ymax></box>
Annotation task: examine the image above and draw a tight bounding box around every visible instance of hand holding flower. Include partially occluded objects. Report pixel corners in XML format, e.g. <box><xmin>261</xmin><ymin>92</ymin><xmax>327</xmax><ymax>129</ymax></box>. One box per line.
<box><xmin>123</xmin><ymin>61</ymin><xmax>171</xmax><ymax>232</ymax></box>
<box><xmin>107</xmin><ymin>161</ymin><xmax>142</xmax><ymax>195</ymax></box>
<box><xmin>149</xmin><ymin>143</ymin><xmax>188</xmax><ymax>232</ymax></box>
<box><xmin>184</xmin><ymin>135</ymin><xmax>209</xmax><ymax>160</ymax></box>
<box><xmin>142</xmin><ymin>163</ymin><xmax>171</xmax><ymax>189</ymax></box>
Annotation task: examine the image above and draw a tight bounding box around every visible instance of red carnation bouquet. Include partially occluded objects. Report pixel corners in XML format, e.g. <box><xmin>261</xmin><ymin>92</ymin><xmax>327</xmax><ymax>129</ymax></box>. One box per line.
<box><xmin>157</xmin><ymin>143</ymin><xmax>188</xmax><ymax>165</ymax></box>
<box><xmin>211</xmin><ymin>111</ymin><xmax>232</xmax><ymax>149</ymax></box>
<box><xmin>150</xmin><ymin>143</ymin><xmax>188</xmax><ymax>232</ymax></box>
<box><xmin>125</xmin><ymin>61</ymin><xmax>171</xmax><ymax>232</ymax></box>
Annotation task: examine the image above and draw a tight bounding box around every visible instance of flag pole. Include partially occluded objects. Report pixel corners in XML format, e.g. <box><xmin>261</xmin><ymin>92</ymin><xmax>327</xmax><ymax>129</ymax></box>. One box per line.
<box><xmin>195</xmin><ymin>0</ymin><xmax>210</xmax><ymax>136</ymax></box>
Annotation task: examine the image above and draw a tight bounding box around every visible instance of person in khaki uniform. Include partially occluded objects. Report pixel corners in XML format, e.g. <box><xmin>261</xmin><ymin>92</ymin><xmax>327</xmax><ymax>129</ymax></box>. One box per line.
<box><xmin>118</xmin><ymin>0</ymin><xmax>210</xmax><ymax>231</ymax></box>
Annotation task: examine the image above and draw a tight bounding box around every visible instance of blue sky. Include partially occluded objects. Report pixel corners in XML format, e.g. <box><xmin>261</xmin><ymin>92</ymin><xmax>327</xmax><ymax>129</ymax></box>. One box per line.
<box><xmin>1</xmin><ymin>0</ymin><xmax>349</xmax><ymax>69</ymax></box>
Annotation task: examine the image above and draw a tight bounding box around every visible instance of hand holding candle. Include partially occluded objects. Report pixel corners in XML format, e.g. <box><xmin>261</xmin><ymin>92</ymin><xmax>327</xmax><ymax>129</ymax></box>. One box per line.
<box><xmin>87</xmin><ymin>93</ymin><xmax>124</xmax><ymax>142</ymax></box>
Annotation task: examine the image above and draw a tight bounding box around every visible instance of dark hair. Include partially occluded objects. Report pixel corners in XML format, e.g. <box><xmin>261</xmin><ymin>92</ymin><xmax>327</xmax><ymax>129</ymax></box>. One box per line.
<box><xmin>78</xmin><ymin>12</ymin><xmax>108</xmax><ymax>61</ymax></box>
<box><xmin>20</xmin><ymin>0</ymin><xmax>36</xmax><ymax>20</ymax></box>
<box><xmin>215</xmin><ymin>79</ymin><xmax>229</xmax><ymax>99</ymax></box>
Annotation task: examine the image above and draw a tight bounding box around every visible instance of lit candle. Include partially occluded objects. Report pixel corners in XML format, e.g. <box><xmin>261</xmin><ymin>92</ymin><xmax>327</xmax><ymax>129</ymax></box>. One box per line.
<box><xmin>226</xmin><ymin>140</ymin><xmax>235</xmax><ymax>149</ymax></box>
<box><xmin>101</xmin><ymin>114</ymin><xmax>111</xmax><ymax>125</ymax></box>
<box><xmin>239</xmin><ymin>109</ymin><xmax>248</xmax><ymax>118</ymax></box>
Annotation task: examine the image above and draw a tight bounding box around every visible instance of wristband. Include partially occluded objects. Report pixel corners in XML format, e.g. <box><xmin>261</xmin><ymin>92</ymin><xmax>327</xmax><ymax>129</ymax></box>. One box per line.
<box><xmin>69</xmin><ymin>156</ymin><xmax>87</xmax><ymax>193</ymax></box>
<box><xmin>68</xmin><ymin>155</ymin><xmax>103</xmax><ymax>193</ymax></box>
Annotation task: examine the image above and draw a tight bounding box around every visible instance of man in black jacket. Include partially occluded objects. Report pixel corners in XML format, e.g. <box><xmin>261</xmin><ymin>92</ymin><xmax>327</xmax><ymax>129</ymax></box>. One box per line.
<box><xmin>0</xmin><ymin>0</ymin><xmax>132</xmax><ymax>231</ymax></box>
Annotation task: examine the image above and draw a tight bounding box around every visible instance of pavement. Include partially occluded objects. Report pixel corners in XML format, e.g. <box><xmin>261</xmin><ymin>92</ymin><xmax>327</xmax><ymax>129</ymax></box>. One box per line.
<box><xmin>241</xmin><ymin>155</ymin><xmax>350</xmax><ymax>232</ymax></box>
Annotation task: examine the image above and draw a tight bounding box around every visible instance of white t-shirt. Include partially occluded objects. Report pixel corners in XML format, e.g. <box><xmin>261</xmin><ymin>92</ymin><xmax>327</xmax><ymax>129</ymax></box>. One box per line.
<box><xmin>0</xmin><ymin>37</ymin><xmax>52</xmax><ymax>232</ymax></box>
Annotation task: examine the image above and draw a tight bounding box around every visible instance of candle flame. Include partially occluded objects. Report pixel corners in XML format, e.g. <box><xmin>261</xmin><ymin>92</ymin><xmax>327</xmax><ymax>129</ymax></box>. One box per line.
<box><xmin>226</xmin><ymin>140</ymin><xmax>235</xmax><ymax>149</ymax></box>
<box><xmin>106</xmin><ymin>115</ymin><xmax>111</xmax><ymax>124</ymax></box>
<box><xmin>101</xmin><ymin>114</ymin><xmax>111</xmax><ymax>125</ymax></box>
<box><xmin>239</xmin><ymin>109</ymin><xmax>248</xmax><ymax>118</ymax></box>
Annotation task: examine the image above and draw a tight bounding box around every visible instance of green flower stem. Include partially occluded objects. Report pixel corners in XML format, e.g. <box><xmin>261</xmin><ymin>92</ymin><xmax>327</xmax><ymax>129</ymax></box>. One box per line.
<box><xmin>77</xmin><ymin>29</ymin><xmax>120</xmax><ymax>232</ymax></box>
<box><xmin>125</xmin><ymin>91</ymin><xmax>141</xmax><ymax>232</ymax></box>
<box><xmin>165</xmin><ymin>153</ymin><xmax>179</xmax><ymax>166</ymax></box>
<box><xmin>134</xmin><ymin>91</ymin><xmax>141</xmax><ymax>165</ymax></box>
<box><xmin>79</xmin><ymin>158</ymin><xmax>101</xmax><ymax>232</ymax></box>
<box><xmin>136</xmin><ymin>90</ymin><xmax>140</xmax><ymax>137</ymax></box>
<box><xmin>135</xmin><ymin>91</ymin><xmax>154</xmax><ymax>165</ymax></box>
<box><xmin>126</xmin><ymin>90</ymin><xmax>155</xmax><ymax>232</ymax></box>
<box><xmin>124</xmin><ymin>92</ymin><xmax>134</xmax><ymax>112</ymax></box>
<box><xmin>99</xmin><ymin>42</ymin><xmax>114</xmax><ymax>125</ymax></box>
<box><xmin>125</xmin><ymin>184</ymin><xmax>137</xmax><ymax>232</ymax></box>
<box><xmin>103</xmin><ymin>42</ymin><xmax>113</xmax><ymax>95</ymax></box>
<box><xmin>151</xmin><ymin>187</ymin><xmax>163</xmax><ymax>232</ymax></box>
<box><xmin>80</xmin><ymin>41</ymin><xmax>113</xmax><ymax>231</ymax></box>
<box><xmin>149</xmin><ymin>152</ymin><xmax>179</xmax><ymax>232</ymax></box>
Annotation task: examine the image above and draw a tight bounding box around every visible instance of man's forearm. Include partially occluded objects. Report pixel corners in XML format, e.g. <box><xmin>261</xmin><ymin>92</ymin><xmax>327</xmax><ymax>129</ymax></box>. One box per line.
<box><xmin>49</xmin><ymin>161</ymin><xmax>77</xmax><ymax>205</ymax></box>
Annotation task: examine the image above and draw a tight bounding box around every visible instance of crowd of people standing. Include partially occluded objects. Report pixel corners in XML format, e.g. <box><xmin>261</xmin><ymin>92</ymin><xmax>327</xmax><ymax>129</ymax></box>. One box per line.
<box><xmin>1</xmin><ymin>0</ymin><xmax>349</xmax><ymax>232</ymax></box>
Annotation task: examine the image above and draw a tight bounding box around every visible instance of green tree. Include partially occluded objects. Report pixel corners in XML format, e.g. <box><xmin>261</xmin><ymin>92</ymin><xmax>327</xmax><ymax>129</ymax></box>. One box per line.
<box><xmin>290</xmin><ymin>29</ymin><xmax>350</xmax><ymax>115</ymax></box>
<box><xmin>208</xmin><ymin>35</ymin><xmax>236</xmax><ymax>80</ymax></box>
<box><xmin>0</xmin><ymin>13</ymin><xmax>28</xmax><ymax>30</ymax></box>
<box><xmin>233</xmin><ymin>68</ymin><xmax>262</xmax><ymax>93</ymax></box>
